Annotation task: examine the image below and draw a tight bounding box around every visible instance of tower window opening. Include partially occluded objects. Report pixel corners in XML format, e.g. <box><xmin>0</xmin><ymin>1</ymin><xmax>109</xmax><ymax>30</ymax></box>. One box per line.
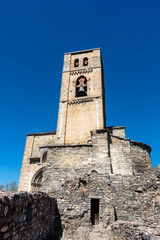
<box><xmin>83</xmin><ymin>57</ymin><xmax>88</xmax><ymax>66</ymax></box>
<box><xmin>30</xmin><ymin>158</ymin><xmax>40</xmax><ymax>164</ymax></box>
<box><xmin>76</xmin><ymin>76</ymin><xmax>87</xmax><ymax>97</ymax></box>
<box><xmin>74</xmin><ymin>58</ymin><xmax>79</xmax><ymax>67</ymax></box>
<box><xmin>114</xmin><ymin>207</ymin><xmax>118</xmax><ymax>221</ymax></box>
<box><xmin>42</xmin><ymin>151</ymin><xmax>47</xmax><ymax>163</ymax></box>
<box><xmin>91</xmin><ymin>198</ymin><xmax>99</xmax><ymax>225</ymax></box>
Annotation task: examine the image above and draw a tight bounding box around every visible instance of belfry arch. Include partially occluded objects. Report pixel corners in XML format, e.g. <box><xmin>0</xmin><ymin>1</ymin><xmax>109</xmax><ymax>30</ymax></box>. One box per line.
<box><xmin>75</xmin><ymin>75</ymin><xmax>87</xmax><ymax>97</ymax></box>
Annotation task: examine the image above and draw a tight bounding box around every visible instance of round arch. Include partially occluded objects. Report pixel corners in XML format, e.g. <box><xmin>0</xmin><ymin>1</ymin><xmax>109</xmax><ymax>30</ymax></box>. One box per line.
<box><xmin>41</xmin><ymin>151</ymin><xmax>47</xmax><ymax>163</ymax></box>
<box><xmin>83</xmin><ymin>57</ymin><xmax>88</xmax><ymax>66</ymax></box>
<box><xmin>76</xmin><ymin>75</ymin><xmax>87</xmax><ymax>97</ymax></box>
<box><xmin>31</xmin><ymin>167</ymin><xmax>46</xmax><ymax>192</ymax></box>
<box><xmin>74</xmin><ymin>58</ymin><xmax>79</xmax><ymax>67</ymax></box>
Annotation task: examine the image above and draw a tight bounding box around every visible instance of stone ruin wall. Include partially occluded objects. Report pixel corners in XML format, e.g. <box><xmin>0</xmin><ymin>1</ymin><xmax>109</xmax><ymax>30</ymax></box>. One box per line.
<box><xmin>40</xmin><ymin>129</ymin><xmax>154</xmax><ymax>238</ymax></box>
<box><xmin>111</xmin><ymin>165</ymin><xmax>160</xmax><ymax>240</ymax></box>
<box><xmin>1</xmin><ymin>166</ymin><xmax>160</xmax><ymax>240</ymax></box>
<box><xmin>130</xmin><ymin>141</ymin><xmax>152</xmax><ymax>174</ymax></box>
<box><xmin>17</xmin><ymin>127</ymin><xmax>155</xmax><ymax>239</ymax></box>
<box><xmin>47</xmin><ymin>165</ymin><xmax>160</xmax><ymax>239</ymax></box>
<box><xmin>0</xmin><ymin>192</ymin><xmax>62</xmax><ymax>240</ymax></box>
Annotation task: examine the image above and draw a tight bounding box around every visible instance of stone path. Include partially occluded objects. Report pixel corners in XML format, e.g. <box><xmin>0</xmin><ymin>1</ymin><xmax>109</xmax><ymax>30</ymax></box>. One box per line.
<box><xmin>59</xmin><ymin>217</ymin><xmax>160</xmax><ymax>239</ymax></box>
<box><xmin>61</xmin><ymin>223</ymin><xmax>116</xmax><ymax>240</ymax></box>
<box><xmin>86</xmin><ymin>225</ymin><xmax>115</xmax><ymax>240</ymax></box>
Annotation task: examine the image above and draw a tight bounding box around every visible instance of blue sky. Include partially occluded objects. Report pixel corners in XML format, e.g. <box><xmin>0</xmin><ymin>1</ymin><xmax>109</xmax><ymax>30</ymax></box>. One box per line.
<box><xmin>0</xmin><ymin>0</ymin><xmax>160</xmax><ymax>185</ymax></box>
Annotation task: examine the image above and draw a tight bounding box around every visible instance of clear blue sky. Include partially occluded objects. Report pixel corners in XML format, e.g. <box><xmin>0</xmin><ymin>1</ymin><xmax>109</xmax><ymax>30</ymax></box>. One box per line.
<box><xmin>0</xmin><ymin>0</ymin><xmax>160</xmax><ymax>185</ymax></box>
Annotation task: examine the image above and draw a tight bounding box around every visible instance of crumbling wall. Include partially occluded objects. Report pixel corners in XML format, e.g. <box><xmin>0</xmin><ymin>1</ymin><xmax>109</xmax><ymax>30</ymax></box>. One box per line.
<box><xmin>112</xmin><ymin>217</ymin><xmax>160</xmax><ymax>240</ymax></box>
<box><xmin>0</xmin><ymin>192</ymin><xmax>62</xmax><ymax>240</ymax></box>
<box><xmin>45</xmin><ymin>165</ymin><xmax>160</xmax><ymax>239</ymax></box>
<box><xmin>131</xmin><ymin>141</ymin><xmax>152</xmax><ymax>174</ymax></box>
<box><xmin>110</xmin><ymin>165</ymin><xmax>160</xmax><ymax>222</ymax></box>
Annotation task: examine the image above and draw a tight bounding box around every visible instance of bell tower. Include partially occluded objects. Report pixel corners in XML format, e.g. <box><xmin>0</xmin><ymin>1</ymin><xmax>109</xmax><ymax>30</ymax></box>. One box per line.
<box><xmin>56</xmin><ymin>48</ymin><xmax>106</xmax><ymax>145</ymax></box>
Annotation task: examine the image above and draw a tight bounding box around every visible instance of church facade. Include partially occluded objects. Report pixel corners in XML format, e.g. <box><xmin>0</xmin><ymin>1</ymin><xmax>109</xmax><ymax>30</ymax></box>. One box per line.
<box><xmin>18</xmin><ymin>48</ymin><xmax>155</xmax><ymax>238</ymax></box>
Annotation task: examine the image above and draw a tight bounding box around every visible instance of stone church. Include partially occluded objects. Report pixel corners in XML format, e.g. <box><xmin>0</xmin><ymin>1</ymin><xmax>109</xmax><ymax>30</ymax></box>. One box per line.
<box><xmin>18</xmin><ymin>48</ymin><xmax>160</xmax><ymax>239</ymax></box>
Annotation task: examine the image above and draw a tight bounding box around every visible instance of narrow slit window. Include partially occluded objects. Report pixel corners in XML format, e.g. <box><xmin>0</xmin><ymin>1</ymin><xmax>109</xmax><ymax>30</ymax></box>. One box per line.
<box><xmin>91</xmin><ymin>198</ymin><xmax>99</xmax><ymax>225</ymax></box>
<box><xmin>42</xmin><ymin>151</ymin><xmax>47</xmax><ymax>163</ymax></box>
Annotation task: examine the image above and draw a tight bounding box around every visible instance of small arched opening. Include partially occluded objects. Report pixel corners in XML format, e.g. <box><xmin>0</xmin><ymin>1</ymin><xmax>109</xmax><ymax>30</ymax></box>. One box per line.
<box><xmin>74</xmin><ymin>58</ymin><xmax>79</xmax><ymax>67</ymax></box>
<box><xmin>42</xmin><ymin>151</ymin><xmax>47</xmax><ymax>163</ymax></box>
<box><xmin>83</xmin><ymin>57</ymin><xmax>88</xmax><ymax>66</ymax></box>
<box><xmin>91</xmin><ymin>170</ymin><xmax>98</xmax><ymax>175</ymax></box>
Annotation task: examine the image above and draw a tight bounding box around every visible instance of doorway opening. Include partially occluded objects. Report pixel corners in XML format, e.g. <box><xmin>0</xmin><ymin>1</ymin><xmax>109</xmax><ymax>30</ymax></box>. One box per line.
<box><xmin>91</xmin><ymin>198</ymin><xmax>99</xmax><ymax>225</ymax></box>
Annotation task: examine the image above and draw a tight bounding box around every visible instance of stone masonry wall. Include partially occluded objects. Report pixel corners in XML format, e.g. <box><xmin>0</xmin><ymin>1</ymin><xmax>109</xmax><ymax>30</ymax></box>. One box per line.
<box><xmin>18</xmin><ymin>132</ymin><xmax>56</xmax><ymax>192</ymax></box>
<box><xmin>131</xmin><ymin>141</ymin><xmax>152</xmax><ymax>174</ymax></box>
<box><xmin>56</xmin><ymin>48</ymin><xmax>105</xmax><ymax>145</ymax></box>
<box><xmin>18</xmin><ymin>127</ymin><xmax>152</xmax><ymax>192</ymax></box>
<box><xmin>92</xmin><ymin>129</ymin><xmax>133</xmax><ymax>175</ymax></box>
<box><xmin>0</xmin><ymin>192</ymin><xmax>61</xmax><ymax>240</ymax></box>
<box><xmin>65</xmin><ymin>96</ymin><xmax>104</xmax><ymax>144</ymax></box>
<box><xmin>45</xmin><ymin>165</ymin><xmax>160</xmax><ymax>239</ymax></box>
<box><xmin>111</xmin><ymin>166</ymin><xmax>160</xmax><ymax>240</ymax></box>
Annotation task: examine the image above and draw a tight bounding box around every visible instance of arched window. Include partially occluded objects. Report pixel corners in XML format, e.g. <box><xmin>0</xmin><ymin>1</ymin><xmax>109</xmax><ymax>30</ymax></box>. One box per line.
<box><xmin>76</xmin><ymin>76</ymin><xmax>87</xmax><ymax>97</ymax></box>
<box><xmin>74</xmin><ymin>58</ymin><xmax>79</xmax><ymax>67</ymax></box>
<box><xmin>91</xmin><ymin>170</ymin><xmax>98</xmax><ymax>175</ymax></box>
<box><xmin>42</xmin><ymin>151</ymin><xmax>47</xmax><ymax>163</ymax></box>
<box><xmin>31</xmin><ymin>168</ymin><xmax>45</xmax><ymax>192</ymax></box>
<box><xmin>83</xmin><ymin>57</ymin><xmax>88</xmax><ymax>66</ymax></box>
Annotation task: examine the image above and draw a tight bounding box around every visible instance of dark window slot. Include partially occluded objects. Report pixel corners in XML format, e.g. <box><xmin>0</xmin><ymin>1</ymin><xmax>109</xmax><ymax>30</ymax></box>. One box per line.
<box><xmin>30</xmin><ymin>158</ymin><xmax>40</xmax><ymax>164</ymax></box>
<box><xmin>91</xmin><ymin>198</ymin><xmax>99</xmax><ymax>225</ymax></box>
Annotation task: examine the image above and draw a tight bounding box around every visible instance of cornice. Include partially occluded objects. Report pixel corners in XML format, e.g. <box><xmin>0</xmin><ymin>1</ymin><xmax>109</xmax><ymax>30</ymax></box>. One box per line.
<box><xmin>70</xmin><ymin>69</ymin><xmax>93</xmax><ymax>75</ymax></box>
<box><xmin>68</xmin><ymin>96</ymin><xmax>101</xmax><ymax>105</ymax></box>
